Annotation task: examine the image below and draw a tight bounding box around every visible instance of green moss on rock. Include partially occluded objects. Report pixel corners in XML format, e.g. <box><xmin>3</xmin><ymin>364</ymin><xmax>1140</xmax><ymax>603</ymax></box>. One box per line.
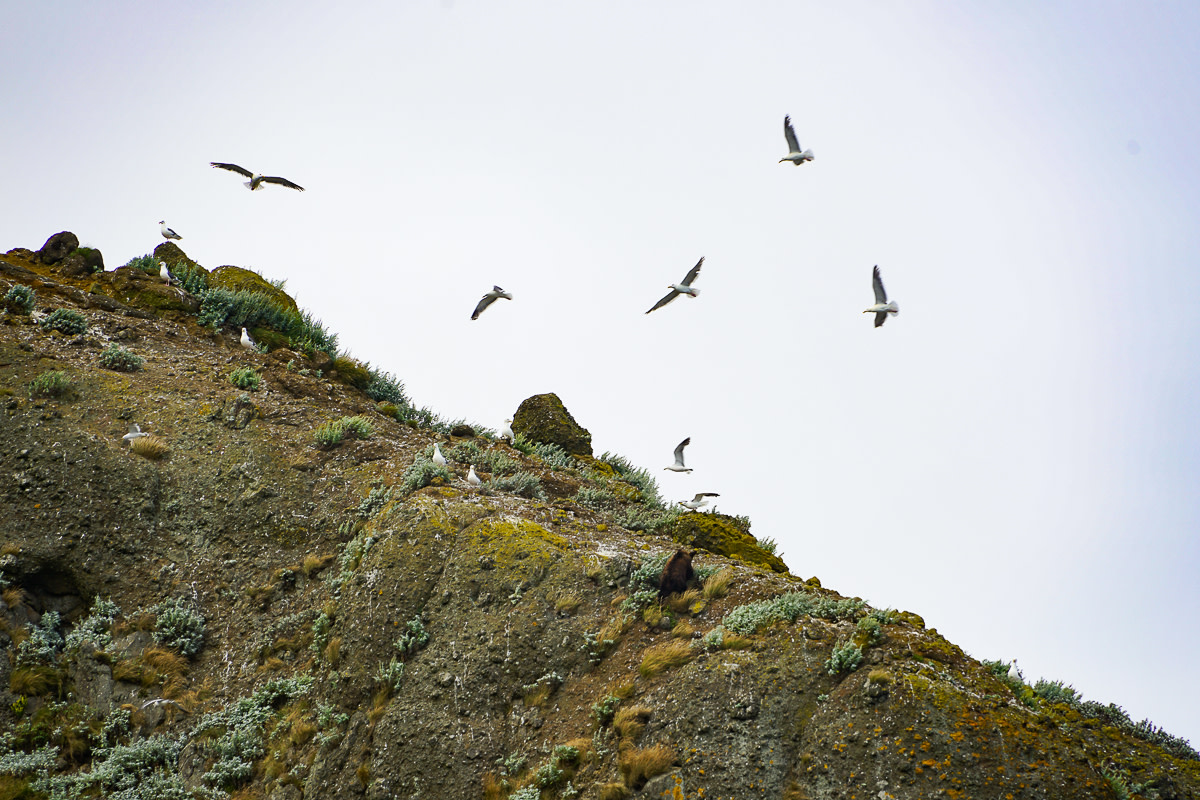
<box><xmin>665</xmin><ymin>512</ymin><xmax>788</xmax><ymax>573</ymax></box>
<box><xmin>153</xmin><ymin>242</ymin><xmax>207</xmax><ymax>279</ymax></box>
<box><xmin>331</xmin><ymin>356</ymin><xmax>371</xmax><ymax>390</ymax></box>
<box><xmin>512</xmin><ymin>393</ymin><xmax>592</xmax><ymax>457</ymax></box>
<box><xmin>208</xmin><ymin>265</ymin><xmax>299</xmax><ymax>315</ymax></box>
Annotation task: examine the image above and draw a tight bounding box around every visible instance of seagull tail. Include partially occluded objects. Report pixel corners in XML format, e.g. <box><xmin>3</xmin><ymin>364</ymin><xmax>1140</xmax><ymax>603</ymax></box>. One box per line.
<box><xmin>243</xmin><ymin>180</ymin><xmax>261</xmax><ymax>191</ymax></box>
<box><xmin>688</xmin><ymin>288</ymin><xmax>701</xmax><ymax>298</ymax></box>
<box><xmin>887</xmin><ymin>301</ymin><xmax>899</xmax><ymax>314</ymax></box>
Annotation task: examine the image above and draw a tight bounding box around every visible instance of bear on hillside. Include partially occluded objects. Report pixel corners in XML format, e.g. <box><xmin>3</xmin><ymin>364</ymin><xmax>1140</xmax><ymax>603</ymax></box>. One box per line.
<box><xmin>658</xmin><ymin>549</ymin><xmax>695</xmax><ymax>598</ymax></box>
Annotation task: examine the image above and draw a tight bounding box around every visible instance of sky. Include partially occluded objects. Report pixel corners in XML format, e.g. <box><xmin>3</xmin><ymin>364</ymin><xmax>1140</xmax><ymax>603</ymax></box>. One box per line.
<box><xmin>4</xmin><ymin>1</ymin><xmax>1200</xmax><ymax>745</ymax></box>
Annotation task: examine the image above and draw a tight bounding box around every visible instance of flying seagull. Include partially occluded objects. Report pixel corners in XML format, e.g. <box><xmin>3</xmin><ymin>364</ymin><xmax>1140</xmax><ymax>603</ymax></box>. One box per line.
<box><xmin>500</xmin><ymin>419</ymin><xmax>515</xmax><ymax>443</ymax></box>
<box><xmin>432</xmin><ymin>443</ymin><xmax>448</xmax><ymax>468</ymax></box>
<box><xmin>664</xmin><ymin>438</ymin><xmax>694</xmax><ymax>473</ymax></box>
<box><xmin>158</xmin><ymin>261</ymin><xmax>171</xmax><ymax>285</ymax></box>
<box><xmin>864</xmin><ymin>265</ymin><xmax>900</xmax><ymax>327</ymax></box>
<box><xmin>467</xmin><ymin>465</ymin><xmax>482</xmax><ymax>487</ymax></box>
<box><xmin>646</xmin><ymin>258</ymin><xmax>704</xmax><ymax>314</ymax></box>
<box><xmin>240</xmin><ymin>327</ymin><xmax>255</xmax><ymax>350</ymax></box>
<box><xmin>679</xmin><ymin>492</ymin><xmax>719</xmax><ymax>511</ymax></box>
<box><xmin>471</xmin><ymin>286</ymin><xmax>512</xmax><ymax>320</ymax></box>
<box><xmin>210</xmin><ymin>162</ymin><xmax>305</xmax><ymax>192</ymax></box>
<box><xmin>779</xmin><ymin>115</ymin><xmax>814</xmax><ymax>165</ymax></box>
<box><xmin>122</xmin><ymin>423</ymin><xmax>148</xmax><ymax>444</ymax></box>
<box><xmin>159</xmin><ymin>221</ymin><xmax>182</xmax><ymax>240</ymax></box>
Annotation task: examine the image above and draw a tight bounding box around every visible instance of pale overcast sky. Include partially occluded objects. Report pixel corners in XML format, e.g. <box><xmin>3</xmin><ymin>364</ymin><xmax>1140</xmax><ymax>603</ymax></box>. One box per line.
<box><xmin>4</xmin><ymin>2</ymin><xmax>1199</xmax><ymax>745</ymax></box>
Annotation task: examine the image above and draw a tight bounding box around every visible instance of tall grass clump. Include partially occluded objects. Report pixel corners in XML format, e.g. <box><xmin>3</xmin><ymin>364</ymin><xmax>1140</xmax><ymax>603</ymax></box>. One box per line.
<box><xmin>28</xmin><ymin>370</ymin><xmax>73</xmax><ymax>399</ymax></box>
<box><xmin>489</xmin><ymin>471</ymin><xmax>547</xmax><ymax>501</ymax></box>
<box><xmin>598</xmin><ymin>452</ymin><xmax>666</xmax><ymax>508</ymax></box>
<box><xmin>229</xmin><ymin>366</ymin><xmax>261</xmax><ymax>390</ymax></box>
<box><xmin>365</xmin><ymin>369</ymin><xmax>408</xmax><ymax>406</ymax></box>
<box><xmin>400</xmin><ymin>454</ymin><xmax>454</xmax><ymax>493</ymax></box>
<box><xmin>40</xmin><ymin>308</ymin><xmax>87</xmax><ymax>335</ymax></box>
<box><xmin>314</xmin><ymin>416</ymin><xmax>374</xmax><ymax>448</ymax></box>
<box><xmin>197</xmin><ymin>287</ymin><xmax>339</xmax><ymax>359</ymax></box>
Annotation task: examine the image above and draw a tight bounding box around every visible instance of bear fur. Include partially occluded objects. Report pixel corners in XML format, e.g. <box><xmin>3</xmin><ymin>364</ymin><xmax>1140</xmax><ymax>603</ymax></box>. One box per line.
<box><xmin>658</xmin><ymin>549</ymin><xmax>695</xmax><ymax>598</ymax></box>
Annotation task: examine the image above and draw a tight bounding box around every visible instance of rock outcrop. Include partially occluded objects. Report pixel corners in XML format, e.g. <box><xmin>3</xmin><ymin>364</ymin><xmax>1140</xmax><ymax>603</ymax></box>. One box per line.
<box><xmin>513</xmin><ymin>392</ymin><xmax>593</xmax><ymax>456</ymax></box>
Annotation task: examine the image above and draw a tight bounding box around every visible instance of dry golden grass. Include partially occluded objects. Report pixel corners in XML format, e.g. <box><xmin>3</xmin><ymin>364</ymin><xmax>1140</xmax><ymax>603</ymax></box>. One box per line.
<box><xmin>670</xmin><ymin>621</ymin><xmax>694</xmax><ymax>639</ymax></box>
<box><xmin>143</xmin><ymin>646</ymin><xmax>188</xmax><ymax>677</ymax></box>
<box><xmin>702</xmin><ymin>568</ymin><xmax>734</xmax><ymax>599</ymax></box>
<box><xmin>367</xmin><ymin>687</ymin><xmax>391</xmax><ymax>724</ymax></box>
<box><xmin>111</xmin><ymin>659</ymin><xmax>144</xmax><ymax>684</ymax></box>
<box><xmin>612</xmin><ymin>681</ymin><xmax>636</xmax><ymax>700</ymax></box>
<box><xmin>665</xmin><ymin>588</ymin><xmax>702</xmax><ymax>615</ymax></box>
<box><xmin>482</xmin><ymin>772</ymin><xmax>506</xmax><ymax>800</ymax></box>
<box><xmin>301</xmin><ymin>553</ymin><xmax>335</xmax><ymax>577</ymax></box>
<box><xmin>1</xmin><ymin>543</ymin><xmax>21</xmax><ymax>556</ymax></box>
<box><xmin>598</xmin><ymin>783</ymin><xmax>631</xmax><ymax>800</ymax></box>
<box><xmin>261</xmin><ymin>753</ymin><xmax>286</xmax><ymax>781</ymax></box>
<box><xmin>290</xmin><ymin>720</ymin><xmax>318</xmax><ymax>747</ymax></box>
<box><xmin>10</xmin><ymin>666</ymin><xmax>59</xmax><ymax>696</ymax></box>
<box><xmin>719</xmin><ymin>632</ymin><xmax>754</xmax><ymax>651</ymax></box>
<box><xmin>0</xmin><ymin>619</ymin><xmax>28</xmax><ymax>648</ymax></box>
<box><xmin>613</xmin><ymin>706</ymin><xmax>652</xmax><ymax>743</ymax></box>
<box><xmin>356</xmin><ymin>761</ymin><xmax>371</xmax><ymax>787</ymax></box>
<box><xmin>523</xmin><ymin>682</ymin><xmax>552</xmax><ymax>709</ymax></box>
<box><xmin>2</xmin><ymin>586</ymin><xmax>26</xmax><ymax>610</ymax></box>
<box><xmin>130</xmin><ymin>434</ymin><xmax>169</xmax><ymax>460</ymax></box>
<box><xmin>257</xmin><ymin>657</ymin><xmax>287</xmax><ymax>674</ymax></box>
<box><xmin>130</xmin><ymin>611</ymin><xmax>157</xmax><ymax>632</ymax></box>
<box><xmin>642</xmin><ymin>605</ymin><xmax>667</xmax><ymax>627</ymax></box>
<box><xmin>246</xmin><ymin>584</ymin><xmax>275</xmax><ymax>604</ymax></box>
<box><xmin>618</xmin><ymin>744</ymin><xmax>676</xmax><ymax>789</ymax></box>
<box><xmin>323</xmin><ymin>636</ymin><xmax>342</xmax><ymax>667</ymax></box>
<box><xmin>638</xmin><ymin>639</ymin><xmax>695</xmax><ymax>679</ymax></box>
<box><xmin>555</xmin><ymin>594</ymin><xmax>582</xmax><ymax>615</ymax></box>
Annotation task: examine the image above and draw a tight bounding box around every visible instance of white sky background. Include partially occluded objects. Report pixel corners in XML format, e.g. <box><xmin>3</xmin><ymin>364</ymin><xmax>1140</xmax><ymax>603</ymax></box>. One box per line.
<box><xmin>4</xmin><ymin>1</ymin><xmax>1200</xmax><ymax>744</ymax></box>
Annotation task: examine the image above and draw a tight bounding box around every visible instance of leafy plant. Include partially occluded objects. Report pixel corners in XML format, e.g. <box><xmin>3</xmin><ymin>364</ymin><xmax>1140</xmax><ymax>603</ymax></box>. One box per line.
<box><xmin>28</xmin><ymin>370</ymin><xmax>73</xmax><ymax>399</ymax></box>
<box><xmin>99</xmin><ymin>343</ymin><xmax>144</xmax><ymax>372</ymax></box>
<box><xmin>399</xmin><ymin>454</ymin><xmax>454</xmax><ymax>493</ymax></box>
<box><xmin>40</xmin><ymin>308</ymin><xmax>87</xmax><ymax>335</ymax></box>
<box><xmin>3</xmin><ymin>284</ymin><xmax>35</xmax><ymax>314</ymax></box>
<box><xmin>16</xmin><ymin>611</ymin><xmax>63</xmax><ymax>666</ymax></box>
<box><xmin>151</xmin><ymin>598</ymin><xmax>206</xmax><ymax>657</ymax></box>
<box><xmin>490</xmin><ymin>471</ymin><xmax>547</xmax><ymax>501</ymax></box>
<box><xmin>229</xmin><ymin>366</ymin><xmax>260</xmax><ymax>390</ymax></box>
<box><xmin>121</xmin><ymin>254</ymin><xmax>160</xmax><ymax>275</ymax></box>
<box><xmin>826</xmin><ymin>639</ymin><xmax>863</xmax><ymax>675</ymax></box>
<box><xmin>395</xmin><ymin>616</ymin><xmax>429</xmax><ymax>657</ymax></box>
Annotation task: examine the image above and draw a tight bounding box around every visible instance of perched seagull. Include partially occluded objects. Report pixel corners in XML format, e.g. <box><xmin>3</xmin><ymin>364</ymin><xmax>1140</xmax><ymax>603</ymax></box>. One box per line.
<box><xmin>122</xmin><ymin>424</ymin><xmax>148</xmax><ymax>444</ymax></box>
<box><xmin>864</xmin><ymin>265</ymin><xmax>900</xmax><ymax>328</ymax></box>
<box><xmin>664</xmin><ymin>438</ymin><xmax>694</xmax><ymax>473</ymax></box>
<box><xmin>240</xmin><ymin>327</ymin><xmax>255</xmax><ymax>351</ymax></box>
<box><xmin>471</xmin><ymin>286</ymin><xmax>513</xmax><ymax>320</ymax></box>
<box><xmin>210</xmin><ymin>162</ymin><xmax>305</xmax><ymax>192</ymax></box>
<box><xmin>645</xmin><ymin>257</ymin><xmax>704</xmax><ymax>314</ymax></box>
<box><xmin>1007</xmin><ymin>659</ymin><xmax>1020</xmax><ymax>681</ymax></box>
<box><xmin>679</xmin><ymin>492</ymin><xmax>720</xmax><ymax>511</ymax></box>
<box><xmin>779</xmin><ymin>115</ymin><xmax>814</xmax><ymax>165</ymax></box>
<box><xmin>158</xmin><ymin>221</ymin><xmax>182</xmax><ymax>240</ymax></box>
<box><xmin>432</xmin><ymin>443</ymin><xmax>448</xmax><ymax>468</ymax></box>
<box><xmin>467</xmin><ymin>465</ymin><xmax>482</xmax><ymax>487</ymax></box>
<box><xmin>499</xmin><ymin>419</ymin><xmax>515</xmax><ymax>443</ymax></box>
<box><xmin>158</xmin><ymin>261</ymin><xmax>171</xmax><ymax>285</ymax></box>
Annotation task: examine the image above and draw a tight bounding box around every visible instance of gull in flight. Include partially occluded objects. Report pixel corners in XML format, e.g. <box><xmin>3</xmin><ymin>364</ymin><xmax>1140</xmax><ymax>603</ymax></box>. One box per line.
<box><xmin>432</xmin><ymin>443</ymin><xmax>448</xmax><ymax>468</ymax></box>
<box><xmin>646</xmin><ymin>258</ymin><xmax>704</xmax><ymax>314</ymax></box>
<box><xmin>159</xmin><ymin>221</ymin><xmax>182</xmax><ymax>240</ymax></box>
<box><xmin>158</xmin><ymin>261</ymin><xmax>171</xmax><ymax>285</ymax></box>
<box><xmin>679</xmin><ymin>492</ymin><xmax>719</xmax><ymax>511</ymax></box>
<box><xmin>122</xmin><ymin>424</ymin><xmax>148</xmax><ymax>444</ymax></box>
<box><xmin>240</xmin><ymin>327</ymin><xmax>256</xmax><ymax>350</ymax></box>
<box><xmin>471</xmin><ymin>286</ymin><xmax>512</xmax><ymax>320</ymax></box>
<box><xmin>864</xmin><ymin>265</ymin><xmax>899</xmax><ymax>327</ymax></box>
<box><xmin>779</xmin><ymin>115</ymin><xmax>814</xmax><ymax>165</ymax></box>
<box><xmin>664</xmin><ymin>438</ymin><xmax>694</xmax><ymax>473</ymax></box>
<box><xmin>467</xmin><ymin>465</ymin><xmax>482</xmax><ymax>487</ymax></box>
<box><xmin>210</xmin><ymin>162</ymin><xmax>305</xmax><ymax>192</ymax></box>
<box><xmin>500</xmin><ymin>419</ymin><xmax>515</xmax><ymax>443</ymax></box>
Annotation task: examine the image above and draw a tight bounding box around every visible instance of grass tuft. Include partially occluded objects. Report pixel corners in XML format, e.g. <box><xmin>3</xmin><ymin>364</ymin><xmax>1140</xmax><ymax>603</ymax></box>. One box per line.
<box><xmin>130</xmin><ymin>435</ymin><xmax>170</xmax><ymax>460</ymax></box>
<box><xmin>638</xmin><ymin>640</ymin><xmax>694</xmax><ymax>679</ymax></box>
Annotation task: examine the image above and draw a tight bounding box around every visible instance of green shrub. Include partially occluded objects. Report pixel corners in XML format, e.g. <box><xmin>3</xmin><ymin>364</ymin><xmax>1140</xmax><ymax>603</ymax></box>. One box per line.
<box><xmin>99</xmin><ymin>343</ymin><xmax>144</xmax><ymax>372</ymax></box>
<box><xmin>64</xmin><ymin>597</ymin><xmax>122</xmax><ymax>651</ymax></box>
<box><xmin>757</xmin><ymin>536</ymin><xmax>779</xmax><ymax>554</ymax></box>
<box><xmin>3</xmin><ymin>284</ymin><xmax>35</xmax><ymax>314</ymax></box>
<box><xmin>40</xmin><ymin>308</ymin><xmax>87</xmax><ymax>335</ymax></box>
<box><xmin>229</xmin><ymin>366</ymin><xmax>261</xmax><ymax>390</ymax></box>
<box><xmin>399</xmin><ymin>455</ymin><xmax>454</xmax><ymax>493</ymax></box>
<box><xmin>16</xmin><ymin>611</ymin><xmax>63</xmax><ymax>666</ymax></box>
<box><xmin>375</xmin><ymin>657</ymin><xmax>405</xmax><ymax>694</ymax></box>
<box><xmin>598</xmin><ymin>451</ymin><xmax>666</xmax><ymax>507</ymax></box>
<box><xmin>122</xmin><ymin>254</ymin><xmax>160</xmax><ymax>275</ymax></box>
<box><xmin>357</xmin><ymin>485</ymin><xmax>392</xmax><ymax>519</ymax></box>
<box><xmin>856</xmin><ymin>615</ymin><xmax>883</xmax><ymax>644</ymax></box>
<box><xmin>196</xmin><ymin>677</ymin><xmax>312</xmax><ymax>788</ymax></box>
<box><xmin>152</xmin><ymin>598</ymin><xmax>206</xmax><ymax>657</ymax></box>
<box><xmin>28</xmin><ymin>370</ymin><xmax>73</xmax><ymax>399</ymax></box>
<box><xmin>365</xmin><ymin>369</ymin><xmax>408</xmax><ymax>406</ymax></box>
<box><xmin>314</xmin><ymin>415</ymin><xmax>373</xmax><ymax>448</ymax></box>
<box><xmin>826</xmin><ymin>639</ymin><xmax>863</xmax><ymax>675</ymax></box>
<box><xmin>591</xmin><ymin>695</ymin><xmax>621</xmax><ymax>726</ymax></box>
<box><xmin>395</xmin><ymin>616</ymin><xmax>429</xmax><ymax>657</ymax></box>
<box><xmin>489</xmin><ymin>471</ymin><xmax>547</xmax><ymax>501</ymax></box>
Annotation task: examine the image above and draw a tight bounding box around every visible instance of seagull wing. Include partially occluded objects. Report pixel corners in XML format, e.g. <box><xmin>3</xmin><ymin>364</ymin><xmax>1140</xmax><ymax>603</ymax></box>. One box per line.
<box><xmin>129</xmin><ymin>424</ymin><xmax>141</xmax><ymax>434</ymax></box>
<box><xmin>783</xmin><ymin>116</ymin><xmax>801</xmax><ymax>154</ymax></box>
<box><xmin>681</xmin><ymin>257</ymin><xmax>704</xmax><ymax>287</ymax></box>
<box><xmin>210</xmin><ymin>162</ymin><xmax>255</xmax><ymax>178</ymax></box>
<box><xmin>471</xmin><ymin>293</ymin><xmax>498</xmax><ymax>320</ymax></box>
<box><xmin>261</xmin><ymin>176</ymin><xmax>305</xmax><ymax>191</ymax></box>
<box><xmin>872</xmin><ymin>265</ymin><xmax>888</xmax><ymax>304</ymax></box>
<box><xmin>874</xmin><ymin>310</ymin><xmax>888</xmax><ymax>328</ymax></box>
<box><xmin>673</xmin><ymin>437</ymin><xmax>691</xmax><ymax>467</ymax></box>
<box><xmin>645</xmin><ymin>289</ymin><xmax>680</xmax><ymax>314</ymax></box>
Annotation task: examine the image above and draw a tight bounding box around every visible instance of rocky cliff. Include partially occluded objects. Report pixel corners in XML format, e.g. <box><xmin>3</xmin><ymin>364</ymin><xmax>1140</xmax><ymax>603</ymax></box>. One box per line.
<box><xmin>0</xmin><ymin>235</ymin><xmax>1197</xmax><ymax>800</ymax></box>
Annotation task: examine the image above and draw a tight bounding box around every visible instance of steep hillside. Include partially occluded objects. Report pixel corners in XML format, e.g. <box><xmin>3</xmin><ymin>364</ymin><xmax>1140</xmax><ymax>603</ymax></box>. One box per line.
<box><xmin>1</xmin><ymin>236</ymin><xmax>1197</xmax><ymax>800</ymax></box>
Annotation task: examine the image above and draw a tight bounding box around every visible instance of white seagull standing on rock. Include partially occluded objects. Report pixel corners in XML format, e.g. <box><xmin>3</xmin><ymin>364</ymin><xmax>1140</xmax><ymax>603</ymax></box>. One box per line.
<box><xmin>779</xmin><ymin>115</ymin><xmax>814</xmax><ymax>165</ymax></box>
<box><xmin>500</xmin><ymin>419</ymin><xmax>515</xmax><ymax>443</ymax></box>
<box><xmin>240</xmin><ymin>327</ymin><xmax>255</xmax><ymax>351</ymax></box>
<box><xmin>646</xmin><ymin>258</ymin><xmax>704</xmax><ymax>314</ymax></box>
<box><xmin>664</xmin><ymin>438</ymin><xmax>694</xmax><ymax>473</ymax></box>
<box><xmin>158</xmin><ymin>261</ymin><xmax>171</xmax><ymax>285</ymax></box>
<box><xmin>122</xmin><ymin>424</ymin><xmax>148</xmax><ymax>444</ymax></box>
<box><xmin>864</xmin><ymin>265</ymin><xmax>900</xmax><ymax>328</ymax></box>
<box><xmin>432</xmin><ymin>443</ymin><xmax>448</xmax><ymax>468</ymax></box>
<box><xmin>467</xmin><ymin>465</ymin><xmax>482</xmax><ymax>487</ymax></box>
<box><xmin>679</xmin><ymin>492</ymin><xmax>719</xmax><ymax>511</ymax></box>
<box><xmin>210</xmin><ymin>162</ymin><xmax>305</xmax><ymax>192</ymax></box>
<box><xmin>1007</xmin><ymin>659</ymin><xmax>1021</xmax><ymax>681</ymax></box>
<box><xmin>159</xmin><ymin>221</ymin><xmax>182</xmax><ymax>240</ymax></box>
<box><xmin>471</xmin><ymin>286</ymin><xmax>512</xmax><ymax>320</ymax></box>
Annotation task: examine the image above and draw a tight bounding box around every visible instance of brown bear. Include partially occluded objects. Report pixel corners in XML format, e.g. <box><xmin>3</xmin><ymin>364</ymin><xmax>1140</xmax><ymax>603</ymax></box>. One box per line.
<box><xmin>658</xmin><ymin>549</ymin><xmax>695</xmax><ymax>598</ymax></box>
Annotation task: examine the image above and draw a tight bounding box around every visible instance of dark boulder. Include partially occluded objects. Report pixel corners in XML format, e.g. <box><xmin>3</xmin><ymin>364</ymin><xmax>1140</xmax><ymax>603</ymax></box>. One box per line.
<box><xmin>513</xmin><ymin>393</ymin><xmax>592</xmax><ymax>456</ymax></box>
<box><xmin>37</xmin><ymin>231</ymin><xmax>79</xmax><ymax>265</ymax></box>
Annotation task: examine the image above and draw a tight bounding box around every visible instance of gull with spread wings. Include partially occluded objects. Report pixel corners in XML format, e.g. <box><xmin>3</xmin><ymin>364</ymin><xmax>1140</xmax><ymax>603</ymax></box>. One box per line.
<box><xmin>646</xmin><ymin>258</ymin><xmax>704</xmax><ymax>314</ymax></box>
<box><xmin>864</xmin><ymin>265</ymin><xmax>899</xmax><ymax>327</ymax></box>
<box><xmin>210</xmin><ymin>162</ymin><xmax>305</xmax><ymax>192</ymax></box>
<box><xmin>779</xmin><ymin>115</ymin><xmax>814</xmax><ymax>165</ymax></box>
